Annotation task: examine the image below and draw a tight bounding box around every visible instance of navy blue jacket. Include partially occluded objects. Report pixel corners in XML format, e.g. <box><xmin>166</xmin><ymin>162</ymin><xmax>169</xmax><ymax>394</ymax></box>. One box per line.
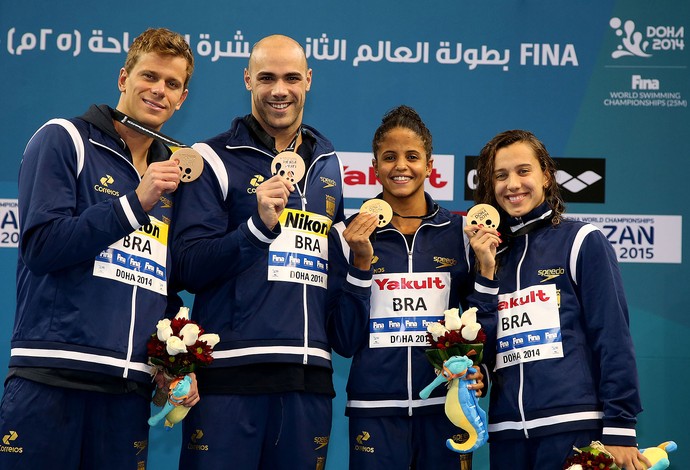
<box><xmin>12</xmin><ymin>105</ymin><xmax>175</xmax><ymax>384</ymax></box>
<box><xmin>479</xmin><ymin>202</ymin><xmax>643</xmax><ymax>446</ymax></box>
<box><xmin>171</xmin><ymin>117</ymin><xmax>354</xmax><ymax>373</ymax></box>
<box><xmin>329</xmin><ymin>194</ymin><xmax>498</xmax><ymax>418</ymax></box>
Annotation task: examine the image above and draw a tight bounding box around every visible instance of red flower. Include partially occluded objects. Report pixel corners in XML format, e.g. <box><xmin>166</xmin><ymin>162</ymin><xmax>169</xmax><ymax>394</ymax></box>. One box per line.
<box><xmin>147</xmin><ymin>314</ymin><xmax>217</xmax><ymax>377</ymax></box>
<box><xmin>563</xmin><ymin>450</ymin><xmax>615</xmax><ymax>470</ymax></box>
<box><xmin>189</xmin><ymin>340</ymin><xmax>214</xmax><ymax>365</ymax></box>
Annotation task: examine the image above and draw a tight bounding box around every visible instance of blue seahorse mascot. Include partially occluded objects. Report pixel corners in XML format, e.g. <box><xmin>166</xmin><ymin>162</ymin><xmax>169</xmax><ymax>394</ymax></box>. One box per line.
<box><xmin>419</xmin><ymin>355</ymin><xmax>488</xmax><ymax>453</ymax></box>
<box><xmin>148</xmin><ymin>374</ymin><xmax>192</xmax><ymax>429</ymax></box>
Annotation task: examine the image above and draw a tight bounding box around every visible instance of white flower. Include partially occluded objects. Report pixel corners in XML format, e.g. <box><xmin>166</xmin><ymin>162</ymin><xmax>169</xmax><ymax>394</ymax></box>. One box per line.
<box><xmin>460</xmin><ymin>307</ymin><xmax>478</xmax><ymax>326</ymax></box>
<box><xmin>461</xmin><ymin>323</ymin><xmax>481</xmax><ymax>341</ymax></box>
<box><xmin>165</xmin><ymin>336</ymin><xmax>188</xmax><ymax>355</ymax></box>
<box><xmin>175</xmin><ymin>306</ymin><xmax>190</xmax><ymax>320</ymax></box>
<box><xmin>198</xmin><ymin>333</ymin><xmax>220</xmax><ymax>348</ymax></box>
<box><xmin>427</xmin><ymin>322</ymin><xmax>449</xmax><ymax>341</ymax></box>
<box><xmin>444</xmin><ymin>308</ymin><xmax>462</xmax><ymax>331</ymax></box>
<box><xmin>565</xmin><ymin>465</ymin><xmax>583</xmax><ymax>470</ymax></box>
<box><xmin>460</xmin><ymin>307</ymin><xmax>482</xmax><ymax>341</ymax></box>
<box><xmin>156</xmin><ymin>319</ymin><xmax>173</xmax><ymax>341</ymax></box>
<box><xmin>179</xmin><ymin>323</ymin><xmax>200</xmax><ymax>346</ymax></box>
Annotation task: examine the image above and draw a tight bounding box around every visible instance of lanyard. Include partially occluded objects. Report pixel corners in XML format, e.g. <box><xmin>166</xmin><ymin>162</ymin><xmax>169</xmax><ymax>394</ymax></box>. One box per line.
<box><xmin>111</xmin><ymin>108</ymin><xmax>203</xmax><ymax>182</ymax></box>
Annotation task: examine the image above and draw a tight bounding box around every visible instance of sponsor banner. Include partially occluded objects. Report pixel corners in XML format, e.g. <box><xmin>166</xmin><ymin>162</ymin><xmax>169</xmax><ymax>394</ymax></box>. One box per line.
<box><xmin>3</xmin><ymin>28</ymin><xmax>579</xmax><ymax>72</ymax></box>
<box><xmin>464</xmin><ymin>156</ymin><xmax>606</xmax><ymax>203</ymax></box>
<box><xmin>0</xmin><ymin>199</ymin><xmax>19</xmax><ymax>248</ymax></box>
<box><xmin>340</xmin><ymin>152</ymin><xmax>454</xmax><ymax>201</ymax></box>
<box><xmin>567</xmin><ymin>213</ymin><xmax>682</xmax><ymax>264</ymax></box>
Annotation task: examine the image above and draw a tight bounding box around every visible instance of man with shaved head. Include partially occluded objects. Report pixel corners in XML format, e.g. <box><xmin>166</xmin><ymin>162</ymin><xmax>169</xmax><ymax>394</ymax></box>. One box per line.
<box><xmin>172</xmin><ymin>34</ymin><xmax>366</xmax><ymax>469</ymax></box>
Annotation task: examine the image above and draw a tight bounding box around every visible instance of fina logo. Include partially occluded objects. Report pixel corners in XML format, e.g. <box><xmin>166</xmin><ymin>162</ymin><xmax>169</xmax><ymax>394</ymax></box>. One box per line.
<box><xmin>555</xmin><ymin>170</ymin><xmax>602</xmax><ymax>194</ymax></box>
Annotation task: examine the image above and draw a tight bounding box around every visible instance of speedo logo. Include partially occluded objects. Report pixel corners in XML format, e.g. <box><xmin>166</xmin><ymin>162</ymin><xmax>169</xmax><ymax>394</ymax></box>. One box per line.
<box><xmin>133</xmin><ymin>439</ymin><xmax>147</xmax><ymax>455</ymax></box>
<box><xmin>320</xmin><ymin>176</ymin><xmax>336</xmax><ymax>188</ymax></box>
<box><xmin>1</xmin><ymin>430</ymin><xmax>22</xmax><ymax>453</ymax></box>
<box><xmin>538</xmin><ymin>267</ymin><xmax>565</xmax><ymax>282</ymax></box>
<box><xmin>94</xmin><ymin>174</ymin><xmax>120</xmax><ymax>196</ymax></box>
<box><xmin>159</xmin><ymin>195</ymin><xmax>173</xmax><ymax>209</ymax></box>
<box><xmin>313</xmin><ymin>436</ymin><xmax>329</xmax><ymax>450</ymax></box>
<box><xmin>434</xmin><ymin>256</ymin><xmax>457</xmax><ymax>268</ymax></box>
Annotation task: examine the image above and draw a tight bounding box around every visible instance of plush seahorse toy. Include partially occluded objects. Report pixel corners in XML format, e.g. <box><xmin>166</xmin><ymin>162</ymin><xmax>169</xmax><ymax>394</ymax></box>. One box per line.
<box><xmin>565</xmin><ymin>440</ymin><xmax>677</xmax><ymax>470</ymax></box>
<box><xmin>419</xmin><ymin>355</ymin><xmax>488</xmax><ymax>453</ymax></box>
<box><xmin>640</xmin><ymin>441</ymin><xmax>677</xmax><ymax>470</ymax></box>
<box><xmin>148</xmin><ymin>374</ymin><xmax>192</xmax><ymax>429</ymax></box>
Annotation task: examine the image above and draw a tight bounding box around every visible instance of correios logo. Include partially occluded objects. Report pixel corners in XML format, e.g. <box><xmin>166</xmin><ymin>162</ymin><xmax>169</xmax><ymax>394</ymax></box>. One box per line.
<box><xmin>609</xmin><ymin>17</ymin><xmax>684</xmax><ymax>58</ymax></box>
<box><xmin>339</xmin><ymin>151</ymin><xmax>454</xmax><ymax>201</ymax></box>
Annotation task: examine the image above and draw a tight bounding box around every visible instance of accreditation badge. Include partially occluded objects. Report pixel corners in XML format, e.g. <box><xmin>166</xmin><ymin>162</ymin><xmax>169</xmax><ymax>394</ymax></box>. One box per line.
<box><xmin>267</xmin><ymin>209</ymin><xmax>331</xmax><ymax>288</ymax></box>
<box><xmin>369</xmin><ymin>272</ymin><xmax>451</xmax><ymax>348</ymax></box>
<box><xmin>495</xmin><ymin>284</ymin><xmax>563</xmax><ymax>370</ymax></box>
<box><xmin>93</xmin><ymin>216</ymin><xmax>168</xmax><ymax>294</ymax></box>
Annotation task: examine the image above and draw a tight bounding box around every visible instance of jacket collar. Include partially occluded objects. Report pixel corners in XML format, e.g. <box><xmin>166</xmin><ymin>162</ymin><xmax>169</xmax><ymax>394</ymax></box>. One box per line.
<box><xmin>79</xmin><ymin>104</ymin><xmax>170</xmax><ymax>163</ymax></box>
<box><xmin>505</xmin><ymin>201</ymin><xmax>553</xmax><ymax>236</ymax></box>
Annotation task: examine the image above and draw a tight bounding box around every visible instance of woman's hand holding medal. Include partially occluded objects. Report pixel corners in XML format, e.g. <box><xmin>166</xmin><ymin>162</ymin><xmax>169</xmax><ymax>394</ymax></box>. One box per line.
<box><xmin>463</xmin><ymin>204</ymin><xmax>502</xmax><ymax>279</ymax></box>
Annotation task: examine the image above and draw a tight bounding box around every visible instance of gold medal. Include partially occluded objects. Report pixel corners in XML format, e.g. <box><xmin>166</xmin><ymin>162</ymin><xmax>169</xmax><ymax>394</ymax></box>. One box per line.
<box><xmin>271</xmin><ymin>151</ymin><xmax>306</xmax><ymax>184</ymax></box>
<box><xmin>170</xmin><ymin>148</ymin><xmax>204</xmax><ymax>183</ymax></box>
<box><xmin>467</xmin><ymin>203</ymin><xmax>500</xmax><ymax>229</ymax></box>
<box><xmin>360</xmin><ymin>199</ymin><xmax>393</xmax><ymax>227</ymax></box>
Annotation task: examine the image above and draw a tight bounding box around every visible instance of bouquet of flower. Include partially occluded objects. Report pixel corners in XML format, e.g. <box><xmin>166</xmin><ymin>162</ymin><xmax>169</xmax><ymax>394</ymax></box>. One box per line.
<box><xmin>564</xmin><ymin>441</ymin><xmax>676</xmax><ymax>470</ymax></box>
<box><xmin>563</xmin><ymin>442</ymin><xmax>618</xmax><ymax>470</ymax></box>
<box><xmin>147</xmin><ymin>306</ymin><xmax>219</xmax><ymax>406</ymax></box>
<box><xmin>425</xmin><ymin>307</ymin><xmax>486</xmax><ymax>370</ymax></box>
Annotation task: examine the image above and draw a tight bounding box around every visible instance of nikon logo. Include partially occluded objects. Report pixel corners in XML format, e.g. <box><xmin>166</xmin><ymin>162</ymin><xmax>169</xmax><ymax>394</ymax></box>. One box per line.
<box><xmin>284</xmin><ymin>212</ymin><xmax>330</xmax><ymax>236</ymax></box>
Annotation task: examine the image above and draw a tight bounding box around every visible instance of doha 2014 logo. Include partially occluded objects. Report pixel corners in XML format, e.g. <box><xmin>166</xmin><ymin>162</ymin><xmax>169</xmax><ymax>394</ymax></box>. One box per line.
<box><xmin>609</xmin><ymin>17</ymin><xmax>684</xmax><ymax>59</ymax></box>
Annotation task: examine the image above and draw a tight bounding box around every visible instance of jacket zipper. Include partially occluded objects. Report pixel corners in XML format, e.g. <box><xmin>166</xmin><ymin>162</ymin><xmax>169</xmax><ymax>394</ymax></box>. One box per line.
<box><xmin>516</xmin><ymin>233</ymin><xmax>529</xmax><ymax>437</ymax></box>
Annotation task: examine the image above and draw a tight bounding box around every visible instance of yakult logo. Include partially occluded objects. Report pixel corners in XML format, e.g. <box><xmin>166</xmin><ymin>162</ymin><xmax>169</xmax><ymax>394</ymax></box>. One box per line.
<box><xmin>339</xmin><ymin>152</ymin><xmax>454</xmax><ymax>201</ymax></box>
<box><xmin>374</xmin><ymin>276</ymin><xmax>447</xmax><ymax>291</ymax></box>
<box><xmin>610</xmin><ymin>17</ymin><xmax>685</xmax><ymax>59</ymax></box>
<box><xmin>497</xmin><ymin>288</ymin><xmax>551</xmax><ymax>311</ymax></box>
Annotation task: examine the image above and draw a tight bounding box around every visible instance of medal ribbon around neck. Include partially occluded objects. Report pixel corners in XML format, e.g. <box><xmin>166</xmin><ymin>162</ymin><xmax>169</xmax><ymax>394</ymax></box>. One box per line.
<box><xmin>392</xmin><ymin>202</ymin><xmax>441</xmax><ymax>221</ymax></box>
<box><xmin>111</xmin><ymin>108</ymin><xmax>203</xmax><ymax>182</ymax></box>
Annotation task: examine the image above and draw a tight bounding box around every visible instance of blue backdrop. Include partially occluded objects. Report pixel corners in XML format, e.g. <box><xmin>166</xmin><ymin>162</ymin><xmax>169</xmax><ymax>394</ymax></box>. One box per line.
<box><xmin>0</xmin><ymin>0</ymin><xmax>688</xmax><ymax>467</ymax></box>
